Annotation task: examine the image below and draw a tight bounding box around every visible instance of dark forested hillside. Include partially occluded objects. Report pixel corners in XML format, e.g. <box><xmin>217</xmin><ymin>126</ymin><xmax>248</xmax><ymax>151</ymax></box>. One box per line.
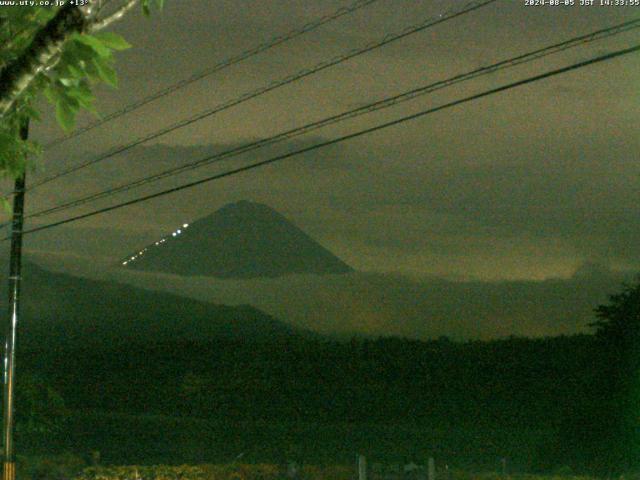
<box><xmin>0</xmin><ymin>262</ymin><xmax>307</xmax><ymax>349</ymax></box>
<box><xmin>2</xmin><ymin>261</ymin><xmax>631</xmax><ymax>473</ymax></box>
<box><xmin>16</xmin><ymin>334</ymin><xmax>607</xmax><ymax>472</ymax></box>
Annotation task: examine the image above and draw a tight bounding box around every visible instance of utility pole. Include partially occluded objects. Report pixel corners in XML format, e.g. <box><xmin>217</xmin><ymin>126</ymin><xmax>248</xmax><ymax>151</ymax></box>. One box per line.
<box><xmin>2</xmin><ymin>118</ymin><xmax>28</xmax><ymax>480</ymax></box>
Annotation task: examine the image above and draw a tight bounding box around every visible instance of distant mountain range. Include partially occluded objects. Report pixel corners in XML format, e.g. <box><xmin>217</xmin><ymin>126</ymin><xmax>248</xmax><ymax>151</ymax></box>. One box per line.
<box><xmin>109</xmin><ymin>263</ymin><xmax>636</xmax><ymax>340</ymax></box>
<box><xmin>120</xmin><ymin>200</ymin><xmax>353</xmax><ymax>278</ymax></box>
<box><xmin>0</xmin><ymin>261</ymin><xmax>307</xmax><ymax>349</ymax></box>
<box><xmin>0</xmin><ymin>256</ymin><xmax>633</xmax><ymax>345</ymax></box>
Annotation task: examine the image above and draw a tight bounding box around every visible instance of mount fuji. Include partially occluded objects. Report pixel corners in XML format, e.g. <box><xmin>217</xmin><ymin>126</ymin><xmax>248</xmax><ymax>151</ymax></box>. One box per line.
<box><xmin>120</xmin><ymin>200</ymin><xmax>353</xmax><ymax>278</ymax></box>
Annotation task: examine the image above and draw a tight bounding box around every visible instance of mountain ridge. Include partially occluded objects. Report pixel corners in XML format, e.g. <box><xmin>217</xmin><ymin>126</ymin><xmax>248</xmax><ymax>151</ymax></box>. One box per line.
<box><xmin>121</xmin><ymin>200</ymin><xmax>353</xmax><ymax>278</ymax></box>
<box><xmin>0</xmin><ymin>260</ymin><xmax>311</xmax><ymax>349</ymax></box>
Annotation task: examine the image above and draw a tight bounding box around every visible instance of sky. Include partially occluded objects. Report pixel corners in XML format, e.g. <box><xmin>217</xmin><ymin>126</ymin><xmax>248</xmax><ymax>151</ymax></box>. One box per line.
<box><xmin>2</xmin><ymin>0</ymin><xmax>639</xmax><ymax>281</ymax></box>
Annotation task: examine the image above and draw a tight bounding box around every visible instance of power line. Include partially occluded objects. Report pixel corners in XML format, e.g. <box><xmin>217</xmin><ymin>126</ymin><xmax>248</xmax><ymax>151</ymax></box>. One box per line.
<box><xmin>42</xmin><ymin>0</ymin><xmax>383</xmax><ymax>151</ymax></box>
<box><xmin>14</xmin><ymin>43</ymin><xmax>640</xmax><ymax>239</ymax></box>
<box><xmin>1</xmin><ymin>0</ymin><xmax>383</xmax><ymax>200</ymax></box>
<box><xmin>24</xmin><ymin>17</ymin><xmax>640</xmax><ymax>221</ymax></box>
<box><xmin>25</xmin><ymin>0</ymin><xmax>497</xmax><ymax>193</ymax></box>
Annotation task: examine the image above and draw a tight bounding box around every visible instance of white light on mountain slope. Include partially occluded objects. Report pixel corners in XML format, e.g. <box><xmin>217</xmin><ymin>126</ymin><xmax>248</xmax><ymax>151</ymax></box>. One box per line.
<box><xmin>119</xmin><ymin>200</ymin><xmax>353</xmax><ymax>278</ymax></box>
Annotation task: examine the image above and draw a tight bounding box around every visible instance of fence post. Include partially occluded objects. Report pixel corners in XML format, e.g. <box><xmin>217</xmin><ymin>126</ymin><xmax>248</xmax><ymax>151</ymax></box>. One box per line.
<box><xmin>428</xmin><ymin>457</ymin><xmax>435</xmax><ymax>480</ymax></box>
<box><xmin>358</xmin><ymin>454</ymin><xmax>367</xmax><ymax>480</ymax></box>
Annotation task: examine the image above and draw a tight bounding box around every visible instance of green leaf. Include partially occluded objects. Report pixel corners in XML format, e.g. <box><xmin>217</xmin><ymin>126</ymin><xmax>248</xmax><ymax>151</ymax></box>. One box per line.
<box><xmin>63</xmin><ymin>40</ymin><xmax>90</xmax><ymax>63</ymax></box>
<box><xmin>63</xmin><ymin>40</ymin><xmax>102</xmax><ymax>81</ymax></box>
<box><xmin>0</xmin><ymin>196</ymin><xmax>11</xmax><ymax>214</ymax></box>
<box><xmin>66</xmin><ymin>82</ymin><xmax>96</xmax><ymax>113</ymax></box>
<box><xmin>142</xmin><ymin>0</ymin><xmax>151</xmax><ymax>16</ymax></box>
<box><xmin>43</xmin><ymin>84</ymin><xmax>57</xmax><ymax>105</ymax></box>
<box><xmin>67</xmin><ymin>63</ymin><xmax>85</xmax><ymax>79</ymax></box>
<box><xmin>72</xmin><ymin>33</ymin><xmax>112</xmax><ymax>58</ymax></box>
<box><xmin>91</xmin><ymin>57</ymin><xmax>118</xmax><ymax>87</ymax></box>
<box><xmin>59</xmin><ymin>77</ymin><xmax>79</xmax><ymax>87</ymax></box>
<box><xmin>83</xmin><ymin>59</ymin><xmax>99</xmax><ymax>81</ymax></box>
<box><xmin>0</xmin><ymin>128</ymin><xmax>29</xmax><ymax>179</ymax></box>
<box><xmin>0</xmin><ymin>4</ymin><xmax>137</xmax><ymax>180</ymax></box>
<box><xmin>94</xmin><ymin>32</ymin><xmax>131</xmax><ymax>51</ymax></box>
<box><xmin>73</xmin><ymin>81</ymin><xmax>93</xmax><ymax>99</ymax></box>
<box><xmin>55</xmin><ymin>98</ymin><xmax>79</xmax><ymax>133</ymax></box>
<box><xmin>141</xmin><ymin>0</ymin><xmax>164</xmax><ymax>15</ymax></box>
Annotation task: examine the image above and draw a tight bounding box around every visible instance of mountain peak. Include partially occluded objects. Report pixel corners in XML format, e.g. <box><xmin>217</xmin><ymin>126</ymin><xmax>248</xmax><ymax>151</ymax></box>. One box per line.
<box><xmin>220</xmin><ymin>199</ymin><xmax>269</xmax><ymax>210</ymax></box>
<box><xmin>121</xmin><ymin>201</ymin><xmax>353</xmax><ymax>278</ymax></box>
<box><xmin>228</xmin><ymin>199</ymin><xmax>267</xmax><ymax>208</ymax></box>
<box><xmin>212</xmin><ymin>200</ymin><xmax>286</xmax><ymax>220</ymax></box>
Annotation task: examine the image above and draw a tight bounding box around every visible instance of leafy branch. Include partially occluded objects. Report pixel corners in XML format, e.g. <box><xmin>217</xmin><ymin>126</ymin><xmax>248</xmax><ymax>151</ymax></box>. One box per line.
<box><xmin>0</xmin><ymin>0</ymin><xmax>163</xmax><ymax>182</ymax></box>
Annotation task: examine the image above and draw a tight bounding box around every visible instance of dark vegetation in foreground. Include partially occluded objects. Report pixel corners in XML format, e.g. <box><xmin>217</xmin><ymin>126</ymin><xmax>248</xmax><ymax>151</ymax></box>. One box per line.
<box><xmin>9</xmin><ymin>278</ymin><xmax>640</xmax><ymax>477</ymax></box>
<box><xmin>11</xmin><ymin>335</ymin><xmax>635</xmax><ymax>473</ymax></box>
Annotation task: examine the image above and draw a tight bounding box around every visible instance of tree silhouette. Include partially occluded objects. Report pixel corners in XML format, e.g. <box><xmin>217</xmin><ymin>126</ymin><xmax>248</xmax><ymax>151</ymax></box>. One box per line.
<box><xmin>557</xmin><ymin>278</ymin><xmax>640</xmax><ymax>474</ymax></box>
<box><xmin>591</xmin><ymin>278</ymin><xmax>640</xmax><ymax>350</ymax></box>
